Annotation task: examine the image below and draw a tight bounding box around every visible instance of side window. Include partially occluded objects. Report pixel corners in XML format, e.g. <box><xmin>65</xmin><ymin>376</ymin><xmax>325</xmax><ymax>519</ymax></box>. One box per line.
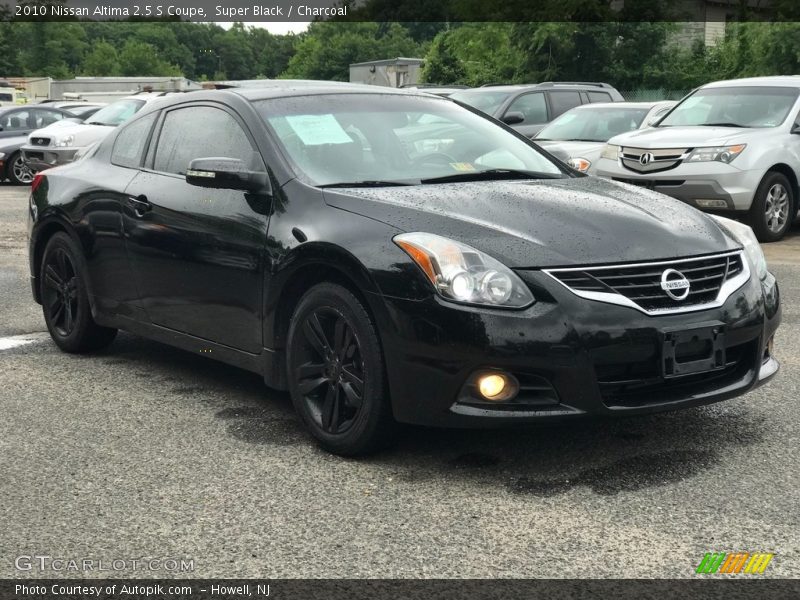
<box><xmin>548</xmin><ymin>91</ymin><xmax>582</xmax><ymax>118</ymax></box>
<box><xmin>112</xmin><ymin>112</ymin><xmax>158</xmax><ymax>169</ymax></box>
<box><xmin>505</xmin><ymin>93</ymin><xmax>547</xmax><ymax>124</ymax></box>
<box><xmin>34</xmin><ymin>109</ymin><xmax>65</xmax><ymax>127</ymax></box>
<box><xmin>587</xmin><ymin>91</ymin><xmax>613</xmax><ymax>103</ymax></box>
<box><xmin>1</xmin><ymin>110</ymin><xmax>31</xmax><ymax>130</ymax></box>
<box><xmin>154</xmin><ymin>106</ymin><xmax>258</xmax><ymax>175</ymax></box>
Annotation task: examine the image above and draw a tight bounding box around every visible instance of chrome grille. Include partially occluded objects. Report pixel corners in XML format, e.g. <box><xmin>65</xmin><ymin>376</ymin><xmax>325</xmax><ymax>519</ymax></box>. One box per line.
<box><xmin>31</xmin><ymin>137</ymin><xmax>51</xmax><ymax>147</ymax></box>
<box><xmin>620</xmin><ymin>146</ymin><xmax>689</xmax><ymax>174</ymax></box>
<box><xmin>545</xmin><ymin>252</ymin><xmax>749</xmax><ymax>315</ymax></box>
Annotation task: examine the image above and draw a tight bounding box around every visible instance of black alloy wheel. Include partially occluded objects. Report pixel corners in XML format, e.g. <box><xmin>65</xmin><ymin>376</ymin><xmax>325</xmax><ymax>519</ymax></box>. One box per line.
<box><xmin>40</xmin><ymin>232</ymin><xmax>117</xmax><ymax>352</ymax></box>
<box><xmin>287</xmin><ymin>283</ymin><xmax>394</xmax><ymax>455</ymax></box>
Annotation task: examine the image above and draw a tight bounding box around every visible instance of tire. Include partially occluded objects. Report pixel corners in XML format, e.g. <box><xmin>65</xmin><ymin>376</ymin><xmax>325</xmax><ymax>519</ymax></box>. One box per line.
<box><xmin>40</xmin><ymin>232</ymin><xmax>117</xmax><ymax>353</ymax></box>
<box><xmin>748</xmin><ymin>172</ymin><xmax>794</xmax><ymax>242</ymax></box>
<box><xmin>6</xmin><ymin>151</ymin><xmax>34</xmax><ymax>185</ymax></box>
<box><xmin>286</xmin><ymin>282</ymin><xmax>395</xmax><ymax>456</ymax></box>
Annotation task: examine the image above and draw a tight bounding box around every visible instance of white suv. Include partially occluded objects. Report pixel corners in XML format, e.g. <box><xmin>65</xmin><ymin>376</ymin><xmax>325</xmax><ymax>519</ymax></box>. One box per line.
<box><xmin>596</xmin><ymin>76</ymin><xmax>800</xmax><ymax>241</ymax></box>
<box><xmin>20</xmin><ymin>92</ymin><xmax>181</xmax><ymax>175</ymax></box>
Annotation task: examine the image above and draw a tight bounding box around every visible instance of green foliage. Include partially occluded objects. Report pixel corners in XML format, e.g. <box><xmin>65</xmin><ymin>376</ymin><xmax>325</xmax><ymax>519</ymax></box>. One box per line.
<box><xmin>283</xmin><ymin>21</ymin><xmax>423</xmax><ymax>81</ymax></box>
<box><xmin>0</xmin><ymin>16</ymin><xmax>798</xmax><ymax>95</ymax></box>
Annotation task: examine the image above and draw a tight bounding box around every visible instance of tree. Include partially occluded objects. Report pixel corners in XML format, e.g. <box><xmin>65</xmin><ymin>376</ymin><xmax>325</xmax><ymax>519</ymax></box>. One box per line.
<box><xmin>282</xmin><ymin>22</ymin><xmax>422</xmax><ymax>81</ymax></box>
<box><xmin>82</xmin><ymin>40</ymin><xmax>120</xmax><ymax>76</ymax></box>
<box><xmin>118</xmin><ymin>40</ymin><xmax>181</xmax><ymax>76</ymax></box>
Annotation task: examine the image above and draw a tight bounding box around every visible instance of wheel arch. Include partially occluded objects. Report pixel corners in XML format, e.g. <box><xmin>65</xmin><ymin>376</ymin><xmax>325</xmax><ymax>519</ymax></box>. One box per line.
<box><xmin>31</xmin><ymin>218</ymin><xmax>86</xmax><ymax>305</ymax></box>
<box><xmin>263</xmin><ymin>243</ymin><xmax>390</xmax><ymax>390</ymax></box>
<box><xmin>765</xmin><ymin>163</ymin><xmax>799</xmax><ymax>213</ymax></box>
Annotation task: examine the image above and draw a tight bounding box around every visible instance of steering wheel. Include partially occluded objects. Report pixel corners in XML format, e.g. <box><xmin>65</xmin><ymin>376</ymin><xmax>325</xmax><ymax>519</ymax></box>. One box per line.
<box><xmin>411</xmin><ymin>152</ymin><xmax>459</xmax><ymax>167</ymax></box>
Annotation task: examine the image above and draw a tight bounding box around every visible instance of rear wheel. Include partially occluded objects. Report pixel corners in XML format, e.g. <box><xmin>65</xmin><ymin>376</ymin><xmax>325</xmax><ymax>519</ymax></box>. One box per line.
<box><xmin>286</xmin><ymin>282</ymin><xmax>395</xmax><ymax>456</ymax></box>
<box><xmin>7</xmin><ymin>151</ymin><xmax>34</xmax><ymax>185</ymax></box>
<box><xmin>748</xmin><ymin>172</ymin><xmax>794</xmax><ymax>242</ymax></box>
<box><xmin>40</xmin><ymin>232</ymin><xmax>117</xmax><ymax>353</ymax></box>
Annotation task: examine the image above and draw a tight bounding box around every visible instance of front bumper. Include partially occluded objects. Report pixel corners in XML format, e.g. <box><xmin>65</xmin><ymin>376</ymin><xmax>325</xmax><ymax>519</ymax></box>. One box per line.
<box><xmin>595</xmin><ymin>157</ymin><xmax>763</xmax><ymax>212</ymax></box>
<box><xmin>20</xmin><ymin>145</ymin><xmax>80</xmax><ymax>172</ymax></box>
<box><xmin>375</xmin><ymin>269</ymin><xmax>780</xmax><ymax>427</ymax></box>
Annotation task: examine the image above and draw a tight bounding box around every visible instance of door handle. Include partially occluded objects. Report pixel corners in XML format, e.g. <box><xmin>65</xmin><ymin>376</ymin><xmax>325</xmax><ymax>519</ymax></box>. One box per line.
<box><xmin>127</xmin><ymin>195</ymin><xmax>152</xmax><ymax>217</ymax></box>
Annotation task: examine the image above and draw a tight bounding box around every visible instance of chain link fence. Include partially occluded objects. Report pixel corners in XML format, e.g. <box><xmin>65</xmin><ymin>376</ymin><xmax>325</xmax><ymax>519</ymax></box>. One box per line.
<box><xmin>621</xmin><ymin>89</ymin><xmax>690</xmax><ymax>102</ymax></box>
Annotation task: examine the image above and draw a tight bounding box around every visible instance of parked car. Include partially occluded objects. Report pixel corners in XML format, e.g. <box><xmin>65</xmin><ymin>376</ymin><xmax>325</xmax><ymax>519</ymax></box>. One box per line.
<box><xmin>28</xmin><ymin>84</ymin><xmax>780</xmax><ymax>455</ymax></box>
<box><xmin>535</xmin><ymin>101</ymin><xmax>676</xmax><ymax>173</ymax></box>
<box><xmin>596</xmin><ymin>76</ymin><xmax>800</xmax><ymax>242</ymax></box>
<box><xmin>450</xmin><ymin>82</ymin><xmax>624</xmax><ymax>137</ymax></box>
<box><xmin>21</xmin><ymin>93</ymin><xmax>176</xmax><ymax>175</ymax></box>
<box><xmin>0</xmin><ymin>105</ymin><xmax>74</xmax><ymax>184</ymax></box>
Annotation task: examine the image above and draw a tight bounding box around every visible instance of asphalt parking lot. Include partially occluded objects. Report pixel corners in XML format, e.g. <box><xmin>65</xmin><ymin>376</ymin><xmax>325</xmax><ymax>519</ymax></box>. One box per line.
<box><xmin>1</xmin><ymin>185</ymin><xmax>798</xmax><ymax>579</ymax></box>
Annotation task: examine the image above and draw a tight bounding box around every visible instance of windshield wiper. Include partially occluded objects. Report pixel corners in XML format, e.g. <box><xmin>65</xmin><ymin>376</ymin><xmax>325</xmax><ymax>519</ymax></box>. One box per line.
<box><xmin>86</xmin><ymin>121</ymin><xmax>115</xmax><ymax>127</ymax></box>
<box><xmin>318</xmin><ymin>180</ymin><xmax>414</xmax><ymax>188</ymax></box>
<box><xmin>702</xmin><ymin>122</ymin><xmax>750</xmax><ymax>128</ymax></box>
<box><xmin>421</xmin><ymin>168</ymin><xmax>562</xmax><ymax>184</ymax></box>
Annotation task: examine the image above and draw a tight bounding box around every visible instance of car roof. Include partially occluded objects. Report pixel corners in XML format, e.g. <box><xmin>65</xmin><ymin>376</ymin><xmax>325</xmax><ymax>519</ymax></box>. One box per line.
<box><xmin>228</xmin><ymin>80</ymin><xmax>430</xmax><ymax>101</ymax></box>
<box><xmin>569</xmin><ymin>101</ymin><xmax>668</xmax><ymax>110</ymax></box>
<box><xmin>702</xmin><ymin>76</ymin><xmax>800</xmax><ymax>89</ymax></box>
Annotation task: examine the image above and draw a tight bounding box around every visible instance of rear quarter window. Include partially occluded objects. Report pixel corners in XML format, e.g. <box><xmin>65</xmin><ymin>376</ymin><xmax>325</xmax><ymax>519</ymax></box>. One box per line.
<box><xmin>111</xmin><ymin>112</ymin><xmax>158</xmax><ymax>169</ymax></box>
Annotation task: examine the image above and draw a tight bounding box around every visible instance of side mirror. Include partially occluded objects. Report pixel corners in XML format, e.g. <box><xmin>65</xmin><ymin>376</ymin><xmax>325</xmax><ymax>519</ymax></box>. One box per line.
<box><xmin>186</xmin><ymin>157</ymin><xmax>270</xmax><ymax>193</ymax></box>
<box><xmin>791</xmin><ymin>123</ymin><xmax>800</xmax><ymax>134</ymax></box>
<box><xmin>501</xmin><ymin>111</ymin><xmax>525</xmax><ymax>126</ymax></box>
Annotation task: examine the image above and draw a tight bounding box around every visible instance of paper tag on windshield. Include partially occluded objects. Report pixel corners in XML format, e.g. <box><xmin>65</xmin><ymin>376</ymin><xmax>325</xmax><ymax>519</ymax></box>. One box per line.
<box><xmin>285</xmin><ymin>114</ymin><xmax>353</xmax><ymax>146</ymax></box>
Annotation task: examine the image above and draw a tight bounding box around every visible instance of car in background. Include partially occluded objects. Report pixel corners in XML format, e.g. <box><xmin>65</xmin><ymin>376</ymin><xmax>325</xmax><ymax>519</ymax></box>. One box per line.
<box><xmin>21</xmin><ymin>93</ymin><xmax>177</xmax><ymax>175</ymax></box>
<box><xmin>535</xmin><ymin>101</ymin><xmax>676</xmax><ymax>173</ymax></box>
<box><xmin>0</xmin><ymin>105</ymin><xmax>74</xmax><ymax>184</ymax></box>
<box><xmin>596</xmin><ymin>76</ymin><xmax>800</xmax><ymax>242</ymax></box>
<box><xmin>450</xmin><ymin>82</ymin><xmax>624</xmax><ymax>138</ymax></box>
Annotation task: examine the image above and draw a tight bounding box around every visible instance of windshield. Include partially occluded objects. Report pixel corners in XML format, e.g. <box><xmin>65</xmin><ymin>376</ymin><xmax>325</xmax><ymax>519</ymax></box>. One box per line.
<box><xmin>537</xmin><ymin>106</ymin><xmax>650</xmax><ymax>142</ymax></box>
<box><xmin>86</xmin><ymin>99</ymin><xmax>145</xmax><ymax>127</ymax></box>
<box><xmin>255</xmin><ymin>94</ymin><xmax>565</xmax><ymax>187</ymax></box>
<box><xmin>658</xmin><ymin>86</ymin><xmax>799</xmax><ymax>128</ymax></box>
<box><xmin>449</xmin><ymin>90</ymin><xmax>512</xmax><ymax>115</ymax></box>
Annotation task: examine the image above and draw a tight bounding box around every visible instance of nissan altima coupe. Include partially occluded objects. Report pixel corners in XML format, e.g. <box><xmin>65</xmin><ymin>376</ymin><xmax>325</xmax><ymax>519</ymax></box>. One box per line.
<box><xmin>27</xmin><ymin>83</ymin><xmax>781</xmax><ymax>455</ymax></box>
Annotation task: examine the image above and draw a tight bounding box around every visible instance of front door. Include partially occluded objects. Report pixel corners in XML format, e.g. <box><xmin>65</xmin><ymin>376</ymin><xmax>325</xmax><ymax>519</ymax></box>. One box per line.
<box><xmin>122</xmin><ymin>104</ymin><xmax>269</xmax><ymax>354</ymax></box>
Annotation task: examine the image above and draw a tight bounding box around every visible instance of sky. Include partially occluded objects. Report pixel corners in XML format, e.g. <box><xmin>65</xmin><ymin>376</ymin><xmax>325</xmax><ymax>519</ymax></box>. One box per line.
<box><xmin>216</xmin><ymin>22</ymin><xmax>311</xmax><ymax>35</ymax></box>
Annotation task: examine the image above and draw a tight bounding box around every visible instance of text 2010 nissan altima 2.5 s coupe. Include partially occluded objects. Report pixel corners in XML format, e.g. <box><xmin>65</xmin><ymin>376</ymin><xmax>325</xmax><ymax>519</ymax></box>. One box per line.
<box><xmin>27</xmin><ymin>83</ymin><xmax>781</xmax><ymax>455</ymax></box>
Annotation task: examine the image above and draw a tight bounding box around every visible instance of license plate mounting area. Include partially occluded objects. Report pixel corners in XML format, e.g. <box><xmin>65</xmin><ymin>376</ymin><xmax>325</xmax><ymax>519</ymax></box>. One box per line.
<box><xmin>661</xmin><ymin>323</ymin><xmax>726</xmax><ymax>378</ymax></box>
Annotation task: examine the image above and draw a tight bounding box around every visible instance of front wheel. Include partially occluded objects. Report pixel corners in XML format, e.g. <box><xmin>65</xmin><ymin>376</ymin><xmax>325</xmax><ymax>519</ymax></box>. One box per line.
<box><xmin>7</xmin><ymin>151</ymin><xmax>34</xmax><ymax>185</ymax></box>
<box><xmin>748</xmin><ymin>172</ymin><xmax>794</xmax><ymax>242</ymax></box>
<box><xmin>286</xmin><ymin>282</ymin><xmax>395</xmax><ymax>456</ymax></box>
<box><xmin>40</xmin><ymin>232</ymin><xmax>117</xmax><ymax>353</ymax></box>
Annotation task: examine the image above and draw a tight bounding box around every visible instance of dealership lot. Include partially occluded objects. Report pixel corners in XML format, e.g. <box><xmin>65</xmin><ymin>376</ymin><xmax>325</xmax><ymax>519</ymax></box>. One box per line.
<box><xmin>1</xmin><ymin>185</ymin><xmax>798</xmax><ymax>578</ymax></box>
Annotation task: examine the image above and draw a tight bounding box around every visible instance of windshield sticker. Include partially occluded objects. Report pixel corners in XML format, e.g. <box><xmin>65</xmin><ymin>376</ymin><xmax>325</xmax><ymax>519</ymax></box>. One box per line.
<box><xmin>449</xmin><ymin>162</ymin><xmax>477</xmax><ymax>172</ymax></box>
<box><xmin>285</xmin><ymin>114</ymin><xmax>353</xmax><ymax>146</ymax></box>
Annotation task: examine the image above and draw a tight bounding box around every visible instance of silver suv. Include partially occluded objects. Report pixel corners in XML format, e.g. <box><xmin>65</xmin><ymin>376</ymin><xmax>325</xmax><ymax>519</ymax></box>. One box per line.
<box><xmin>596</xmin><ymin>76</ymin><xmax>800</xmax><ymax>241</ymax></box>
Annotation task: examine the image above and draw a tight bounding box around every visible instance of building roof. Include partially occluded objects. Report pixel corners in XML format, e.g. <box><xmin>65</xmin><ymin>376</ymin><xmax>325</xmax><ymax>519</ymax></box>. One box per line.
<box><xmin>349</xmin><ymin>57</ymin><xmax>425</xmax><ymax>68</ymax></box>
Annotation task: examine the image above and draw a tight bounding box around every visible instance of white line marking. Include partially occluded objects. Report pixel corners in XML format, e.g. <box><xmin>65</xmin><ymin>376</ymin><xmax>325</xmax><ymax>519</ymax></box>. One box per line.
<box><xmin>0</xmin><ymin>332</ymin><xmax>50</xmax><ymax>351</ymax></box>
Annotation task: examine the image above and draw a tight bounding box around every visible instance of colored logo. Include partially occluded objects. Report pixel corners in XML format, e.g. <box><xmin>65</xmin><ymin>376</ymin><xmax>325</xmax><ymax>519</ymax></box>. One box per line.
<box><xmin>696</xmin><ymin>552</ymin><xmax>774</xmax><ymax>574</ymax></box>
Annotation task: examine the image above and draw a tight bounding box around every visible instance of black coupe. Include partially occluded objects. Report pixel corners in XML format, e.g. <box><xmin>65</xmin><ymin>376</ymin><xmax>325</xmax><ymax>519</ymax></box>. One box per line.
<box><xmin>27</xmin><ymin>82</ymin><xmax>780</xmax><ymax>455</ymax></box>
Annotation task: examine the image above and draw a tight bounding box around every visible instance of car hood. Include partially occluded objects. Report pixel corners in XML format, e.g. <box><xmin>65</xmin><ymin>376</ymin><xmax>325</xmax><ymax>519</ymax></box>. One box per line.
<box><xmin>609</xmin><ymin>125</ymin><xmax>753</xmax><ymax>148</ymax></box>
<box><xmin>323</xmin><ymin>177</ymin><xmax>738</xmax><ymax>268</ymax></box>
<box><xmin>27</xmin><ymin>121</ymin><xmax>114</xmax><ymax>147</ymax></box>
<box><xmin>536</xmin><ymin>140</ymin><xmax>606</xmax><ymax>159</ymax></box>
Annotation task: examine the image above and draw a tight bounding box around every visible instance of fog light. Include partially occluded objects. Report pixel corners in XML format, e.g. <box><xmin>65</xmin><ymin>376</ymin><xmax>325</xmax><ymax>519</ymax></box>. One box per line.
<box><xmin>696</xmin><ymin>199</ymin><xmax>728</xmax><ymax>209</ymax></box>
<box><xmin>476</xmin><ymin>372</ymin><xmax>518</xmax><ymax>401</ymax></box>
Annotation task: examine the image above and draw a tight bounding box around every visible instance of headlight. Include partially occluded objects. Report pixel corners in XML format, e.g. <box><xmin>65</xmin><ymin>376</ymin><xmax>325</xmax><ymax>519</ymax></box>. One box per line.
<box><xmin>54</xmin><ymin>135</ymin><xmax>75</xmax><ymax>147</ymax></box>
<box><xmin>0</xmin><ymin>152</ymin><xmax>5</xmax><ymax>159</ymax></box>
<box><xmin>686</xmin><ymin>144</ymin><xmax>745</xmax><ymax>164</ymax></box>
<box><xmin>710</xmin><ymin>215</ymin><xmax>768</xmax><ymax>280</ymax></box>
<box><xmin>568</xmin><ymin>157</ymin><xmax>591</xmax><ymax>172</ymax></box>
<box><xmin>394</xmin><ymin>232</ymin><xmax>535</xmax><ymax>308</ymax></box>
<box><xmin>600</xmin><ymin>144</ymin><xmax>619</xmax><ymax>160</ymax></box>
